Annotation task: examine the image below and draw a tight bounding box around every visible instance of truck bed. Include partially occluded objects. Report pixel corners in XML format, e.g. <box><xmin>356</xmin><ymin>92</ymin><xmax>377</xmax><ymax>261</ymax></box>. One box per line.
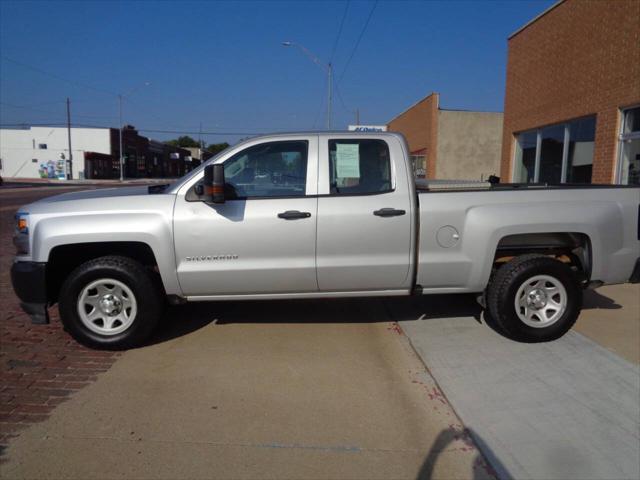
<box><xmin>416</xmin><ymin>178</ymin><xmax>640</xmax><ymax>192</ymax></box>
<box><xmin>415</xmin><ymin>183</ymin><xmax>640</xmax><ymax>294</ymax></box>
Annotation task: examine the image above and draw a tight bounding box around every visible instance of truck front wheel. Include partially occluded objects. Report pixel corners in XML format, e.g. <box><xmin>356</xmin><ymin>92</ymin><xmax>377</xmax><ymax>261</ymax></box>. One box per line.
<box><xmin>486</xmin><ymin>254</ymin><xmax>582</xmax><ymax>342</ymax></box>
<box><xmin>58</xmin><ymin>255</ymin><xmax>162</xmax><ymax>349</ymax></box>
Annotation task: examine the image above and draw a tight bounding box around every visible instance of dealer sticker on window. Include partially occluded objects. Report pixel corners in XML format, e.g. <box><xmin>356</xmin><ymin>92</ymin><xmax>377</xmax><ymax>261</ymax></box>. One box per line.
<box><xmin>336</xmin><ymin>143</ymin><xmax>360</xmax><ymax>178</ymax></box>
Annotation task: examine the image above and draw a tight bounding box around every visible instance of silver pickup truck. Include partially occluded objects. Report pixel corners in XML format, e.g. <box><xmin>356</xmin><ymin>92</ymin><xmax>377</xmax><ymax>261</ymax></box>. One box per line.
<box><xmin>11</xmin><ymin>132</ymin><xmax>640</xmax><ymax>349</ymax></box>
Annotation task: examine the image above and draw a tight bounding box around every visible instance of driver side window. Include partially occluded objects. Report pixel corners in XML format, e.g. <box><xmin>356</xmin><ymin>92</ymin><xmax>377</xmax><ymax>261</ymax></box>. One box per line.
<box><xmin>223</xmin><ymin>141</ymin><xmax>309</xmax><ymax>199</ymax></box>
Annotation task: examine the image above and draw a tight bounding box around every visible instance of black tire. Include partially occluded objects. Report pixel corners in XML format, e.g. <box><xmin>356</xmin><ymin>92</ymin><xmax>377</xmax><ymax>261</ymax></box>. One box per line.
<box><xmin>486</xmin><ymin>254</ymin><xmax>582</xmax><ymax>342</ymax></box>
<box><xmin>58</xmin><ymin>255</ymin><xmax>162</xmax><ymax>350</ymax></box>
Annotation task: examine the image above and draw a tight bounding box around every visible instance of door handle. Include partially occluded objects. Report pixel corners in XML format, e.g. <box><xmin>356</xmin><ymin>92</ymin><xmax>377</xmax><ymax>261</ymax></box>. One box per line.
<box><xmin>278</xmin><ymin>210</ymin><xmax>312</xmax><ymax>220</ymax></box>
<box><xmin>373</xmin><ymin>208</ymin><xmax>406</xmax><ymax>217</ymax></box>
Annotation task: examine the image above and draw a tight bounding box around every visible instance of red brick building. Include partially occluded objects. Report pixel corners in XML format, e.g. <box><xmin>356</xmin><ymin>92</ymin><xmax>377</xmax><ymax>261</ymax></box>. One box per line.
<box><xmin>500</xmin><ymin>0</ymin><xmax>640</xmax><ymax>185</ymax></box>
<box><xmin>388</xmin><ymin>93</ymin><xmax>504</xmax><ymax>180</ymax></box>
<box><xmin>388</xmin><ymin>93</ymin><xmax>439</xmax><ymax>178</ymax></box>
<box><xmin>85</xmin><ymin>126</ymin><xmax>191</xmax><ymax>179</ymax></box>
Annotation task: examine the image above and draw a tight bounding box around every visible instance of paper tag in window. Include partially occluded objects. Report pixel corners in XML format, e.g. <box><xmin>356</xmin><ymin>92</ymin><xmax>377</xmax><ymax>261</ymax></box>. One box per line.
<box><xmin>336</xmin><ymin>143</ymin><xmax>360</xmax><ymax>178</ymax></box>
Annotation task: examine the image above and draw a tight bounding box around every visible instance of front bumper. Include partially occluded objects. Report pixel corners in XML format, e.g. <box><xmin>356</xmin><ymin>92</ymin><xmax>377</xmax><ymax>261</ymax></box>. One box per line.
<box><xmin>630</xmin><ymin>258</ymin><xmax>640</xmax><ymax>284</ymax></box>
<box><xmin>10</xmin><ymin>261</ymin><xmax>49</xmax><ymax>324</ymax></box>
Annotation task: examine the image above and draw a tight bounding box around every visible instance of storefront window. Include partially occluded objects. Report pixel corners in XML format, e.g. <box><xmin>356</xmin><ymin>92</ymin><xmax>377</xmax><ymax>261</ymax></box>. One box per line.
<box><xmin>410</xmin><ymin>154</ymin><xmax>426</xmax><ymax>177</ymax></box>
<box><xmin>514</xmin><ymin>131</ymin><xmax>537</xmax><ymax>182</ymax></box>
<box><xmin>566</xmin><ymin>117</ymin><xmax>595</xmax><ymax>183</ymax></box>
<box><xmin>513</xmin><ymin>115</ymin><xmax>596</xmax><ymax>184</ymax></box>
<box><xmin>538</xmin><ymin>125</ymin><xmax>565</xmax><ymax>183</ymax></box>
<box><xmin>618</xmin><ymin>106</ymin><xmax>640</xmax><ymax>186</ymax></box>
<box><xmin>623</xmin><ymin>106</ymin><xmax>640</xmax><ymax>133</ymax></box>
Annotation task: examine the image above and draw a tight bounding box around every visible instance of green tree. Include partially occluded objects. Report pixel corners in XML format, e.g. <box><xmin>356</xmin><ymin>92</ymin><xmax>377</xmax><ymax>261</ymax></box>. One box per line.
<box><xmin>165</xmin><ymin>136</ymin><xmax>200</xmax><ymax>148</ymax></box>
<box><xmin>206</xmin><ymin>142</ymin><xmax>230</xmax><ymax>155</ymax></box>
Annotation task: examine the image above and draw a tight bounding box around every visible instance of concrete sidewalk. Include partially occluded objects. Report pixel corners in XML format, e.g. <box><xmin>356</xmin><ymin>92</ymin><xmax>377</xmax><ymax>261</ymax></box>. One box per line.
<box><xmin>575</xmin><ymin>284</ymin><xmax>640</xmax><ymax>364</ymax></box>
<box><xmin>1</xmin><ymin>300</ymin><xmax>496</xmax><ymax>479</ymax></box>
<box><xmin>390</xmin><ymin>288</ymin><xmax>640</xmax><ymax>480</ymax></box>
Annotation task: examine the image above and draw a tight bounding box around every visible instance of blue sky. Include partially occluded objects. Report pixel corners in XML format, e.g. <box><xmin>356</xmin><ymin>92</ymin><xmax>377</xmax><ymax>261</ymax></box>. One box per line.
<box><xmin>0</xmin><ymin>0</ymin><xmax>554</xmax><ymax>144</ymax></box>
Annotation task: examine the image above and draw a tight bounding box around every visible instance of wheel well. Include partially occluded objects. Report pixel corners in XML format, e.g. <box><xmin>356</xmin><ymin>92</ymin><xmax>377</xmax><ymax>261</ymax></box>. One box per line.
<box><xmin>493</xmin><ymin>232</ymin><xmax>591</xmax><ymax>283</ymax></box>
<box><xmin>46</xmin><ymin>242</ymin><xmax>159</xmax><ymax>303</ymax></box>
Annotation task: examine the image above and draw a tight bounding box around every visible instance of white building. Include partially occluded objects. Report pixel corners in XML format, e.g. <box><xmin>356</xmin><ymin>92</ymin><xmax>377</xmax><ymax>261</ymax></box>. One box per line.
<box><xmin>0</xmin><ymin>126</ymin><xmax>111</xmax><ymax>180</ymax></box>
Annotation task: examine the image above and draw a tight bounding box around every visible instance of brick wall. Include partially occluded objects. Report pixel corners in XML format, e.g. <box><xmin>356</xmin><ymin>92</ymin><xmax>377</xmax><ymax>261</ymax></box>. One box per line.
<box><xmin>500</xmin><ymin>0</ymin><xmax>640</xmax><ymax>183</ymax></box>
<box><xmin>388</xmin><ymin>93</ymin><xmax>439</xmax><ymax>178</ymax></box>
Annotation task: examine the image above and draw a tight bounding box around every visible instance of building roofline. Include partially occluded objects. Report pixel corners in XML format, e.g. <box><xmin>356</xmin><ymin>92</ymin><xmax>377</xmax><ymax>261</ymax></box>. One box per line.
<box><xmin>508</xmin><ymin>0</ymin><xmax>565</xmax><ymax>40</ymax></box>
<box><xmin>387</xmin><ymin>92</ymin><xmax>440</xmax><ymax>124</ymax></box>
<box><xmin>440</xmin><ymin>108</ymin><xmax>503</xmax><ymax>114</ymax></box>
<box><xmin>0</xmin><ymin>124</ymin><xmax>112</xmax><ymax>131</ymax></box>
<box><xmin>386</xmin><ymin>93</ymin><xmax>503</xmax><ymax>123</ymax></box>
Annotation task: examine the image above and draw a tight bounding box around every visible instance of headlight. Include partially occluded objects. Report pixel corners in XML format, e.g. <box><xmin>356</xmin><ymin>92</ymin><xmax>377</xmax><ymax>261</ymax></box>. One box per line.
<box><xmin>14</xmin><ymin>212</ymin><xmax>29</xmax><ymax>255</ymax></box>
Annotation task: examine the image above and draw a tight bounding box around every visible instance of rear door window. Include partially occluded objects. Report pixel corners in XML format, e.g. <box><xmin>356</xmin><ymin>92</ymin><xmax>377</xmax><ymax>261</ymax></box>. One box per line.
<box><xmin>328</xmin><ymin>139</ymin><xmax>392</xmax><ymax>195</ymax></box>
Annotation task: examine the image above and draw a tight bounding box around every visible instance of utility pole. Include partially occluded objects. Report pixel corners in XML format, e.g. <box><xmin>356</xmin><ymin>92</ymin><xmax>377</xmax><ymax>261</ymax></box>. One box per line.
<box><xmin>66</xmin><ymin>98</ymin><xmax>73</xmax><ymax>180</ymax></box>
<box><xmin>327</xmin><ymin>63</ymin><xmax>332</xmax><ymax>130</ymax></box>
<box><xmin>118</xmin><ymin>94</ymin><xmax>124</xmax><ymax>181</ymax></box>
<box><xmin>356</xmin><ymin>108</ymin><xmax>360</xmax><ymax>125</ymax></box>
<box><xmin>198</xmin><ymin>121</ymin><xmax>203</xmax><ymax>161</ymax></box>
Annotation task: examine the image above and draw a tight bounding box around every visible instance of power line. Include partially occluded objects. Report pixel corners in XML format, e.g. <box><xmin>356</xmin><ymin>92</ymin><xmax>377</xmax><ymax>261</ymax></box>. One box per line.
<box><xmin>329</xmin><ymin>1</ymin><xmax>350</xmax><ymax>63</ymax></box>
<box><xmin>311</xmin><ymin>81</ymin><xmax>327</xmax><ymax>129</ymax></box>
<box><xmin>123</xmin><ymin>97</ymin><xmax>197</xmax><ymax>131</ymax></box>
<box><xmin>0</xmin><ymin>122</ymin><xmax>111</xmax><ymax>128</ymax></box>
<box><xmin>1</xmin><ymin>55</ymin><xmax>117</xmax><ymax>97</ymax></box>
<box><xmin>338</xmin><ymin>0</ymin><xmax>378</xmax><ymax>85</ymax></box>
<box><xmin>138</xmin><ymin>128</ymin><xmax>263</xmax><ymax>136</ymax></box>
<box><xmin>0</xmin><ymin>123</ymin><xmax>55</xmax><ymax>126</ymax></box>
<box><xmin>0</xmin><ymin>119</ymin><xmax>302</xmax><ymax>132</ymax></box>
<box><xmin>0</xmin><ymin>123</ymin><xmax>263</xmax><ymax>136</ymax></box>
<box><xmin>1</xmin><ymin>101</ymin><xmax>64</xmax><ymax>116</ymax></box>
<box><xmin>1</xmin><ymin>101</ymin><xmax>117</xmax><ymax>120</ymax></box>
<box><xmin>333</xmin><ymin>82</ymin><xmax>352</xmax><ymax>114</ymax></box>
<box><xmin>4</xmin><ymin>100</ymin><xmax>67</xmax><ymax>108</ymax></box>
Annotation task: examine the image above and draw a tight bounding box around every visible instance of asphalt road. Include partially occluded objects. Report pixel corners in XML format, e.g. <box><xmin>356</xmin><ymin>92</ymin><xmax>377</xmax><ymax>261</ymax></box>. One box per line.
<box><xmin>0</xmin><ymin>185</ymin><xmax>494</xmax><ymax>479</ymax></box>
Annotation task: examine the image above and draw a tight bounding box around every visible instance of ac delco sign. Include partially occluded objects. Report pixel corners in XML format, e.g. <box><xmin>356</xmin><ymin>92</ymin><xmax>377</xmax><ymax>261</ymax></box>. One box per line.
<box><xmin>347</xmin><ymin>125</ymin><xmax>388</xmax><ymax>132</ymax></box>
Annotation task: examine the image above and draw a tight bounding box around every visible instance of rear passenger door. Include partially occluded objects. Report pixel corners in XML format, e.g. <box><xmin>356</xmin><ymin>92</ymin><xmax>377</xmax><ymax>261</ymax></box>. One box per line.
<box><xmin>316</xmin><ymin>136</ymin><xmax>413</xmax><ymax>291</ymax></box>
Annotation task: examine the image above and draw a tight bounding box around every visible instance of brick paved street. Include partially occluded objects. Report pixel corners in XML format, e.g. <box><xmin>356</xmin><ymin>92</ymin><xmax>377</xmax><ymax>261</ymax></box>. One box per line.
<box><xmin>0</xmin><ymin>184</ymin><xmax>495</xmax><ymax>479</ymax></box>
<box><xmin>1</xmin><ymin>183</ymin><xmax>636</xmax><ymax>479</ymax></box>
<box><xmin>0</xmin><ymin>185</ymin><xmax>121</xmax><ymax>452</ymax></box>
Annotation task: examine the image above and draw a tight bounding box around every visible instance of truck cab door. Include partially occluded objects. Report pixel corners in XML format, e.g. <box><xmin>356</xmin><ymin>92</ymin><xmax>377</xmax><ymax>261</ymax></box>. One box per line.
<box><xmin>316</xmin><ymin>136</ymin><xmax>414</xmax><ymax>291</ymax></box>
<box><xmin>173</xmin><ymin>137</ymin><xmax>318</xmax><ymax>296</ymax></box>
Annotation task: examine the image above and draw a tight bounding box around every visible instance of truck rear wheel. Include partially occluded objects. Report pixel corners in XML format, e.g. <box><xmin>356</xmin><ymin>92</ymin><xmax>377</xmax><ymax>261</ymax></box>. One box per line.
<box><xmin>58</xmin><ymin>255</ymin><xmax>162</xmax><ymax>350</ymax></box>
<box><xmin>486</xmin><ymin>254</ymin><xmax>582</xmax><ymax>342</ymax></box>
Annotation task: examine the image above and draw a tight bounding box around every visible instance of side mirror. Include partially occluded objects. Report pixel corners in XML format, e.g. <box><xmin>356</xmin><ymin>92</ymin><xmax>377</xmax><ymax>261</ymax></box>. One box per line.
<box><xmin>203</xmin><ymin>164</ymin><xmax>225</xmax><ymax>203</ymax></box>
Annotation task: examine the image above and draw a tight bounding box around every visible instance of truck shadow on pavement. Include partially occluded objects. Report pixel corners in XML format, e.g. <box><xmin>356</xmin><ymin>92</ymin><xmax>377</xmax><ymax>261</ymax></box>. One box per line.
<box><xmin>582</xmin><ymin>288</ymin><xmax>622</xmax><ymax>309</ymax></box>
<box><xmin>148</xmin><ymin>294</ymin><xmax>486</xmax><ymax>346</ymax></box>
<box><xmin>148</xmin><ymin>288</ymin><xmax>621</xmax><ymax>346</ymax></box>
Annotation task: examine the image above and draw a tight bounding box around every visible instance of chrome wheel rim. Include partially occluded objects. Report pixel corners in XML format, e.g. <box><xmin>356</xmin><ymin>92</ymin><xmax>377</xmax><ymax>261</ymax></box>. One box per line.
<box><xmin>514</xmin><ymin>274</ymin><xmax>567</xmax><ymax>328</ymax></box>
<box><xmin>77</xmin><ymin>278</ymin><xmax>137</xmax><ymax>335</ymax></box>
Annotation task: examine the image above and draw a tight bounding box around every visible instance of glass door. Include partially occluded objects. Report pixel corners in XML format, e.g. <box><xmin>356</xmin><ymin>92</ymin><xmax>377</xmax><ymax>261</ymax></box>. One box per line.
<box><xmin>618</xmin><ymin>106</ymin><xmax>640</xmax><ymax>185</ymax></box>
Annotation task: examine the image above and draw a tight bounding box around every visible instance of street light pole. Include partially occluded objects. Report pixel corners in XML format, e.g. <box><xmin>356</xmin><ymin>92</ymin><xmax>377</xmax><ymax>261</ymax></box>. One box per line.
<box><xmin>282</xmin><ymin>41</ymin><xmax>332</xmax><ymax>130</ymax></box>
<box><xmin>327</xmin><ymin>63</ymin><xmax>332</xmax><ymax>130</ymax></box>
<box><xmin>66</xmin><ymin>97</ymin><xmax>73</xmax><ymax>180</ymax></box>
<box><xmin>117</xmin><ymin>82</ymin><xmax>150</xmax><ymax>182</ymax></box>
<box><xmin>118</xmin><ymin>94</ymin><xmax>123</xmax><ymax>181</ymax></box>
